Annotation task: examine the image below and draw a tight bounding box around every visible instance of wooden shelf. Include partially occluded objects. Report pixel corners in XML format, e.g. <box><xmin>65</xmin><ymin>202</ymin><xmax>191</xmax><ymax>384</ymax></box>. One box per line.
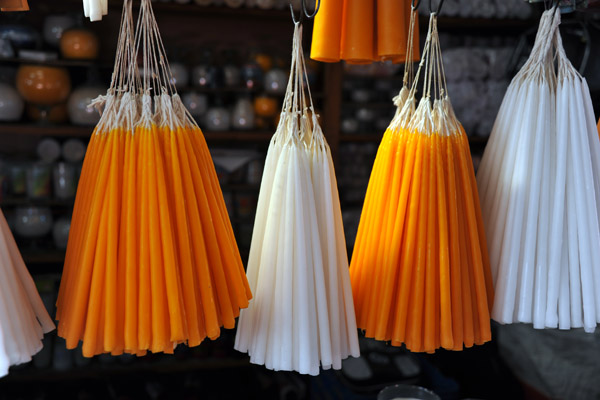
<box><xmin>0</xmin><ymin>57</ymin><xmax>112</xmax><ymax>69</ymax></box>
<box><xmin>203</xmin><ymin>131</ymin><xmax>273</xmax><ymax>141</ymax></box>
<box><xmin>4</xmin><ymin>357</ymin><xmax>251</xmax><ymax>383</ymax></box>
<box><xmin>220</xmin><ymin>183</ymin><xmax>261</xmax><ymax>191</ymax></box>
<box><xmin>0</xmin><ymin>124</ymin><xmax>94</xmax><ymax>137</ymax></box>
<box><xmin>425</xmin><ymin>15</ymin><xmax>539</xmax><ymax>32</ymax></box>
<box><xmin>0</xmin><ymin>198</ymin><xmax>74</xmax><ymax>207</ymax></box>
<box><xmin>21</xmin><ymin>250</ymin><xmax>66</xmax><ymax>265</ymax></box>
<box><xmin>110</xmin><ymin>1</ymin><xmax>291</xmax><ymax>20</ymax></box>
<box><xmin>342</xmin><ymin>102</ymin><xmax>396</xmax><ymax>109</ymax></box>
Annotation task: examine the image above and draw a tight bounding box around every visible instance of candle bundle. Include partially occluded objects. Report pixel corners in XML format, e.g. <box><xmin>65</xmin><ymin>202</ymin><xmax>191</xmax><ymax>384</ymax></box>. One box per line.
<box><xmin>477</xmin><ymin>8</ymin><xmax>600</xmax><ymax>332</ymax></box>
<box><xmin>310</xmin><ymin>0</ymin><xmax>420</xmax><ymax>64</ymax></box>
<box><xmin>0</xmin><ymin>210</ymin><xmax>55</xmax><ymax>378</ymax></box>
<box><xmin>234</xmin><ymin>23</ymin><xmax>359</xmax><ymax>376</ymax></box>
<box><xmin>349</xmin><ymin>13</ymin><xmax>494</xmax><ymax>353</ymax></box>
<box><xmin>56</xmin><ymin>0</ymin><xmax>251</xmax><ymax>357</ymax></box>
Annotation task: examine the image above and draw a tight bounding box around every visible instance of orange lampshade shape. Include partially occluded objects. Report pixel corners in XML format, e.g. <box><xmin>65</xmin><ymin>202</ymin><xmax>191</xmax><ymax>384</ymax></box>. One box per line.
<box><xmin>16</xmin><ymin>65</ymin><xmax>71</xmax><ymax>105</ymax></box>
<box><xmin>60</xmin><ymin>29</ymin><xmax>100</xmax><ymax>60</ymax></box>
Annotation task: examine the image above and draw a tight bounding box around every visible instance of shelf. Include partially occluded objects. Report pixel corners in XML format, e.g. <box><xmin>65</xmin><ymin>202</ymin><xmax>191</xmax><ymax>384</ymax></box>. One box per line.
<box><xmin>424</xmin><ymin>15</ymin><xmax>539</xmax><ymax>32</ymax></box>
<box><xmin>115</xmin><ymin>1</ymin><xmax>292</xmax><ymax>20</ymax></box>
<box><xmin>21</xmin><ymin>250</ymin><xmax>66</xmax><ymax>265</ymax></box>
<box><xmin>0</xmin><ymin>57</ymin><xmax>112</xmax><ymax>69</ymax></box>
<box><xmin>220</xmin><ymin>183</ymin><xmax>261</xmax><ymax>191</ymax></box>
<box><xmin>0</xmin><ymin>198</ymin><xmax>74</xmax><ymax>207</ymax></box>
<box><xmin>0</xmin><ymin>124</ymin><xmax>94</xmax><ymax>137</ymax></box>
<box><xmin>179</xmin><ymin>87</ymin><xmax>323</xmax><ymax>99</ymax></box>
<box><xmin>203</xmin><ymin>131</ymin><xmax>273</xmax><ymax>141</ymax></box>
<box><xmin>342</xmin><ymin>102</ymin><xmax>396</xmax><ymax>109</ymax></box>
<box><xmin>4</xmin><ymin>357</ymin><xmax>251</xmax><ymax>383</ymax></box>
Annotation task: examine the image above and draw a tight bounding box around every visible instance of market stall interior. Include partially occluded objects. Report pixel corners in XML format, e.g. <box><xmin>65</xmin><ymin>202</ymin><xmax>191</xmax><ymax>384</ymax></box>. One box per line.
<box><xmin>0</xmin><ymin>0</ymin><xmax>600</xmax><ymax>399</ymax></box>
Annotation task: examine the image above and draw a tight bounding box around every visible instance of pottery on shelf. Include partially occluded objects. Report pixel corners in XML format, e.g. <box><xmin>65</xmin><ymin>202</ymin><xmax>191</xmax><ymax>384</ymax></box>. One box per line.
<box><xmin>169</xmin><ymin>62</ymin><xmax>189</xmax><ymax>89</ymax></box>
<box><xmin>60</xmin><ymin>28</ymin><xmax>99</xmax><ymax>60</ymax></box>
<box><xmin>182</xmin><ymin>91</ymin><xmax>208</xmax><ymax>118</ymax></box>
<box><xmin>67</xmin><ymin>85</ymin><xmax>105</xmax><ymax>125</ymax></box>
<box><xmin>204</xmin><ymin>106</ymin><xmax>231</xmax><ymax>131</ymax></box>
<box><xmin>0</xmin><ymin>83</ymin><xmax>24</xmax><ymax>121</ymax></box>
<box><xmin>232</xmin><ymin>97</ymin><xmax>255</xmax><ymax>130</ymax></box>
<box><xmin>52</xmin><ymin>217</ymin><xmax>71</xmax><ymax>250</ymax></box>
<box><xmin>62</xmin><ymin>138</ymin><xmax>86</xmax><ymax>163</ymax></box>
<box><xmin>14</xmin><ymin>206</ymin><xmax>53</xmax><ymax>238</ymax></box>
<box><xmin>16</xmin><ymin>65</ymin><xmax>71</xmax><ymax>105</ymax></box>
<box><xmin>264</xmin><ymin>68</ymin><xmax>287</xmax><ymax>95</ymax></box>
<box><xmin>241</xmin><ymin>61</ymin><xmax>263</xmax><ymax>90</ymax></box>
<box><xmin>0</xmin><ymin>24</ymin><xmax>40</xmax><ymax>51</ymax></box>
<box><xmin>43</xmin><ymin>15</ymin><xmax>76</xmax><ymax>47</ymax></box>
<box><xmin>253</xmin><ymin>95</ymin><xmax>277</xmax><ymax>117</ymax></box>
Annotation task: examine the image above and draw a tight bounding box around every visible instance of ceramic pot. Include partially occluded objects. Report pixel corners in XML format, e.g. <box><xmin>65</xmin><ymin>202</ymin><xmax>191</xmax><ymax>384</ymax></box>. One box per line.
<box><xmin>204</xmin><ymin>107</ymin><xmax>231</xmax><ymax>131</ymax></box>
<box><xmin>60</xmin><ymin>29</ymin><xmax>99</xmax><ymax>60</ymax></box>
<box><xmin>43</xmin><ymin>15</ymin><xmax>75</xmax><ymax>47</ymax></box>
<box><xmin>264</xmin><ymin>68</ymin><xmax>287</xmax><ymax>95</ymax></box>
<box><xmin>182</xmin><ymin>91</ymin><xmax>208</xmax><ymax>118</ymax></box>
<box><xmin>169</xmin><ymin>62</ymin><xmax>189</xmax><ymax>89</ymax></box>
<box><xmin>0</xmin><ymin>83</ymin><xmax>24</xmax><ymax>121</ymax></box>
<box><xmin>67</xmin><ymin>85</ymin><xmax>105</xmax><ymax>125</ymax></box>
<box><xmin>16</xmin><ymin>65</ymin><xmax>71</xmax><ymax>105</ymax></box>
<box><xmin>253</xmin><ymin>95</ymin><xmax>277</xmax><ymax>117</ymax></box>
<box><xmin>192</xmin><ymin>64</ymin><xmax>217</xmax><ymax>88</ymax></box>
<box><xmin>14</xmin><ymin>207</ymin><xmax>53</xmax><ymax>238</ymax></box>
<box><xmin>232</xmin><ymin>97</ymin><xmax>254</xmax><ymax>130</ymax></box>
<box><xmin>52</xmin><ymin>217</ymin><xmax>71</xmax><ymax>250</ymax></box>
<box><xmin>0</xmin><ymin>24</ymin><xmax>40</xmax><ymax>50</ymax></box>
<box><xmin>241</xmin><ymin>62</ymin><xmax>263</xmax><ymax>89</ymax></box>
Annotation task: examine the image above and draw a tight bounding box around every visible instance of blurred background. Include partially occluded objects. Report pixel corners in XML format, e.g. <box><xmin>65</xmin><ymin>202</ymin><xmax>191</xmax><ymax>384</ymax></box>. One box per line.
<box><xmin>0</xmin><ymin>0</ymin><xmax>599</xmax><ymax>399</ymax></box>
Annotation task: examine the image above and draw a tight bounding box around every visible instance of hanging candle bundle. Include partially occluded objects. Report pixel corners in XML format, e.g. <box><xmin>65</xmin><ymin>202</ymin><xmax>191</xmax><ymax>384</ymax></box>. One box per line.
<box><xmin>349</xmin><ymin>11</ymin><xmax>494</xmax><ymax>353</ymax></box>
<box><xmin>0</xmin><ymin>211</ymin><xmax>55</xmax><ymax>378</ymax></box>
<box><xmin>234</xmin><ymin>21</ymin><xmax>359</xmax><ymax>376</ymax></box>
<box><xmin>477</xmin><ymin>7</ymin><xmax>600</xmax><ymax>333</ymax></box>
<box><xmin>55</xmin><ymin>0</ymin><xmax>251</xmax><ymax>357</ymax></box>
<box><xmin>310</xmin><ymin>0</ymin><xmax>420</xmax><ymax>64</ymax></box>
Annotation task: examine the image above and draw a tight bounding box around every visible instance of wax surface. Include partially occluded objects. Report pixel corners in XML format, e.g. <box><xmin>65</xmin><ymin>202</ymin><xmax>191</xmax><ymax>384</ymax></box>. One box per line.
<box><xmin>56</xmin><ymin>123</ymin><xmax>251</xmax><ymax>357</ymax></box>
<box><xmin>311</xmin><ymin>0</ymin><xmax>419</xmax><ymax>64</ymax></box>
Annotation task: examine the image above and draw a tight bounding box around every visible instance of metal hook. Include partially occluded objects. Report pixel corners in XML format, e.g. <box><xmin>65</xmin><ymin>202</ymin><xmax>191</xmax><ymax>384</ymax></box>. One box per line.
<box><xmin>290</xmin><ymin>0</ymin><xmax>321</xmax><ymax>24</ymax></box>
<box><xmin>412</xmin><ymin>0</ymin><xmax>421</xmax><ymax>10</ymax></box>
<box><xmin>429</xmin><ymin>0</ymin><xmax>444</xmax><ymax>15</ymax></box>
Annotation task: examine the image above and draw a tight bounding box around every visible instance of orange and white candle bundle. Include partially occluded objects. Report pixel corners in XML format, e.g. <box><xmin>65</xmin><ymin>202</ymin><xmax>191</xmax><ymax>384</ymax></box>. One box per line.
<box><xmin>349</xmin><ymin>13</ymin><xmax>493</xmax><ymax>353</ymax></box>
<box><xmin>310</xmin><ymin>0</ymin><xmax>420</xmax><ymax>64</ymax></box>
<box><xmin>55</xmin><ymin>0</ymin><xmax>251</xmax><ymax>358</ymax></box>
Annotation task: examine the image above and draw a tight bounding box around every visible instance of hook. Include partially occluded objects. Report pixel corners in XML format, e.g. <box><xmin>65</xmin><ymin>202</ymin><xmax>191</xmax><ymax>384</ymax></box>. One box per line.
<box><xmin>412</xmin><ymin>0</ymin><xmax>421</xmax><ymax>10</ymax></box>
<box><xmin>290</xmin><ymin>0</ymin><xmax>321</xmax><ymax>24</ymax></box>
<box><xmin>429</xmin><ymin>0</ymin><xmax>444</xmax><ymax>15</ymax></box>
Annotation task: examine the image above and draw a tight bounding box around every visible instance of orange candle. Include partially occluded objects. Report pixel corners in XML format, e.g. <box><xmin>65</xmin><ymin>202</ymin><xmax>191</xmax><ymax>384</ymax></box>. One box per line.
<box><xmin>341</xmin><ymin>0</ymin><xmax>375</xmax><ymax>64</ymax></box>
<box><xmin>377</xmin><ymin>0</ymin><xmax>407</xmax><ymax>61</ymax></box>
<box><xmin>311</xmin><ymin>0</ymin><xmax>344</xmax><ymax>62</ymax></box>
